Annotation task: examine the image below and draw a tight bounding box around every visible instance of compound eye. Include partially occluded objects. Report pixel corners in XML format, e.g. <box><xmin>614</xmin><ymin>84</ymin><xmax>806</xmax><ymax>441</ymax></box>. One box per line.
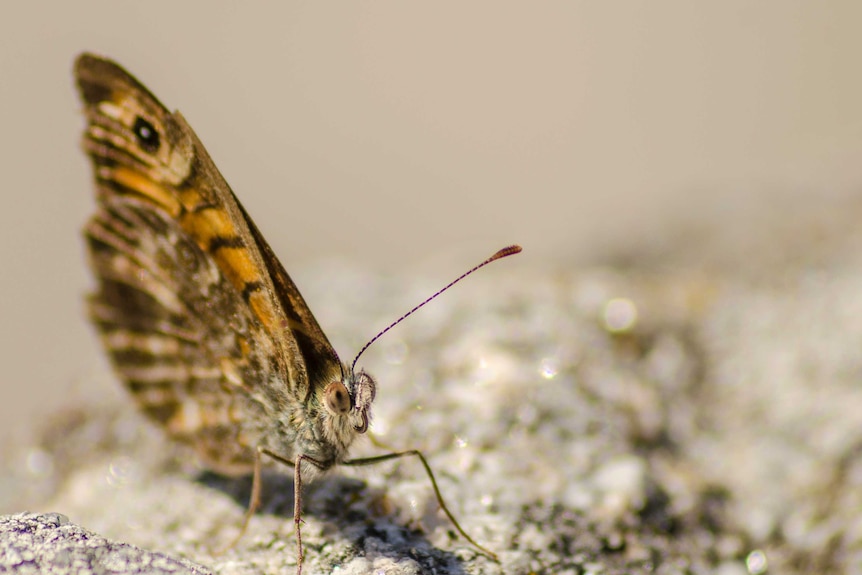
<box><xmin>324</xmin><ymin>381</ymin><xmax>352</xmax><ymax>415</ymax></box>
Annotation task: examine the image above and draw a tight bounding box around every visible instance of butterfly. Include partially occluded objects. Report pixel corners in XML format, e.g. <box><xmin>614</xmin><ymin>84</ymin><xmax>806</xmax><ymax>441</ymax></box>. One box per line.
<box><xmin>74</xmin><ymin>52</ymin><xmax>519</xmax><ymax>573</ymax></box>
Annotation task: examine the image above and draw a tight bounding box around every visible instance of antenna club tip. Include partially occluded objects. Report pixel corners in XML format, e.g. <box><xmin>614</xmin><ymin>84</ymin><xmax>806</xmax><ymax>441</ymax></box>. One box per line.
<box><xmin>491</xmin><ymin>245</ymin><xmax>523</xmax><ymax>261</ymax></box>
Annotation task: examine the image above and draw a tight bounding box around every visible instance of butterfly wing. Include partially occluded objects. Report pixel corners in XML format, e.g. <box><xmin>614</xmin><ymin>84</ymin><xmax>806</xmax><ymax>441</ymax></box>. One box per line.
<box><xmin>75</xmin><ymin>53</ymin><xmax>342</xmax><ymax>471</ymax></box>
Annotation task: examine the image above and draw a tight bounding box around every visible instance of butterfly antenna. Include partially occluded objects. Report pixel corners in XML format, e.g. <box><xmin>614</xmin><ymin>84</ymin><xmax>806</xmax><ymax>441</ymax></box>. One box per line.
<box><xmin>351</xmin><ymin>245</ymin><xmax>522</xmax><ymax>369</ymax></box>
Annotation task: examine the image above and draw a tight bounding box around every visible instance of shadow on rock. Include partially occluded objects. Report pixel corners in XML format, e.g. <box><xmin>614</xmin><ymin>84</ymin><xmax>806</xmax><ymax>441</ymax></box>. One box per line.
<box><xmin>196</xmin><ymin>470</ymin><xmax>471</xmax><ymax>574</ymax></box>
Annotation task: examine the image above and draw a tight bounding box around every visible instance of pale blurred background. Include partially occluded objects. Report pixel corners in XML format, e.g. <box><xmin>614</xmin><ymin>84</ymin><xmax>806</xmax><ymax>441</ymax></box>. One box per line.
<box><xmin>1</xmin><ymin>2</ymin><xmax>862</xmax><ymax>442</ymax></box>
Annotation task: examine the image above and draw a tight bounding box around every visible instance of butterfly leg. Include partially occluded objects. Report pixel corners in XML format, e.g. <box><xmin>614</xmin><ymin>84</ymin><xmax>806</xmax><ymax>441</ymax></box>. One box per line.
<box><xmin>257</xmin><ymin>449</ymin><xmax>327</xmax><ymax>575</ymax></box>
<box><xmin>212</xmin><ymin>446</ymin><xmax>265</xmax><ymax>555</ymax></box>
<box><xmin>343</xmin><ymin>450</ymin><xmax>498</xmax><ymax>561</ymax></box>
<box><xmin>216</xmin><ymin>447</ymin><xmax>301</xmax><ymax>556</ymax></box>
<box><xmin>291</xmin><ymin>455</ymin><xmax>306</xmax><ymax>575</ymax></box>
<box><xmin>286</xmin><ymin>453</ymin><xmax>328</xmax><ymax>575</ymax></box>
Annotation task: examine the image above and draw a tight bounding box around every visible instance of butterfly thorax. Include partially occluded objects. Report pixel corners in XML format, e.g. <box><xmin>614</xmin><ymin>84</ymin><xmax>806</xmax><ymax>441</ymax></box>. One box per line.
<box><xmin>264</xmin><ymin>366</ymin><xmax>377</xmax><ymax>473</ymax></box>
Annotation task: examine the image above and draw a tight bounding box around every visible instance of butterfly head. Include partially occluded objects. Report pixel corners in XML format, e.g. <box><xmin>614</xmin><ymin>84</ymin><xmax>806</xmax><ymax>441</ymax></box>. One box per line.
<box><xmin>323</xmin><ymin>368</ymin><xmax>376</xmax><ymax>434</ymax></box>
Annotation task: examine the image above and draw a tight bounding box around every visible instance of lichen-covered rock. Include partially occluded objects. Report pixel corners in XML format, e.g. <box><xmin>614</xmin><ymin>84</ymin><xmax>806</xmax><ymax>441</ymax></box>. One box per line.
<box><xmin>0</xmin><ymin>512</ymin><xmax>211</xmax><ymax>575</ymax></box>
<box><xmin>2</xmin><ymin>245</ymin><xmax>860</xmax><ymax>573</ymax></box>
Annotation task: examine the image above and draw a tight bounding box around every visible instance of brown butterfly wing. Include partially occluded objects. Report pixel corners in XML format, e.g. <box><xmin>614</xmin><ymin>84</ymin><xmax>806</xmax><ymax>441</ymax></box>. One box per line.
<box><xmin>86</xmin><ymin>194</ymin><xmax>267</xmax><ymax>472</ymax></box>
<box><xmin>76</xmin><ymin>53</ymin><xmax>341</xmax><ymax>470</ymax></box>
<box><xmin>231</xmin><ymin>196</ymin><xmax>345</xmax><ymax>397</ymax></box>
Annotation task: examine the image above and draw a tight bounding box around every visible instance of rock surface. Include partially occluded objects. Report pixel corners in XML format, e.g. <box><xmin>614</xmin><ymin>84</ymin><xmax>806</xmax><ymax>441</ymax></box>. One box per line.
<box><xmin>0</xmin><ymin>513</ymin><xmax>211</xmax><ymax>574</ymax></box>
<box><xmin>3</xmin><ymin>206</ymin><xmax>862</xmax><ymax>574</ymax></box>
